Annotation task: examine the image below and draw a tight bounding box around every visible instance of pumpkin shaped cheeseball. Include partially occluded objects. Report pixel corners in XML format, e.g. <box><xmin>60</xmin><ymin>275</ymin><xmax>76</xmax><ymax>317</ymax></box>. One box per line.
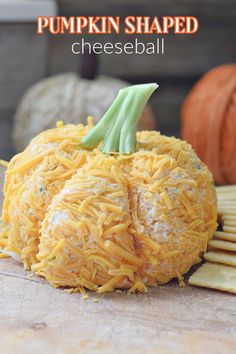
<box><xmin>1</xmin><ymin>121</ymin><xmax>94</xmax><ymax>269</ymax></box>
<box><xmin>31</xmin><ymin>84</ymin><xmax>217</xmax><ymax>292</ymax></box>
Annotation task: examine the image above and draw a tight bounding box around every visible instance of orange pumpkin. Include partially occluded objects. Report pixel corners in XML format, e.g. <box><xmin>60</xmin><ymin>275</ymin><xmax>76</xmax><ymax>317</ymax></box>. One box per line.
<box><xmin>181</xmin><ymin>64</ymin><xmax>236</xmax><ymax>185</ymax></box>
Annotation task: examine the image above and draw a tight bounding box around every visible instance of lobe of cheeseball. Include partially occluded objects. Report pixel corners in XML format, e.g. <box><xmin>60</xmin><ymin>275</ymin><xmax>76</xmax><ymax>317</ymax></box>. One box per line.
<box><xmin>128</xmin><ymin>150</ymin><xmax>216</xmax><ymax>285</ymax></box>
<box><xmin>34</xmin><ymin>155</ymin><xmax>136</xmax><ymax>292</ymax></box>
<box><xmin>1</xmin><ymin>123</ymin><xmax>92</xmax><ymax>269</ymax></box>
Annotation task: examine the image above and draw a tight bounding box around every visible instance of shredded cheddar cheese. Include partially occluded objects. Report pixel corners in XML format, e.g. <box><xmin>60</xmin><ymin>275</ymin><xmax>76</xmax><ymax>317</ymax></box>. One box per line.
<box><xmin>0</xmin><ymin>122</ymin><xmax>93</xmax><ymax>269</ymax></box>
<box><xmin>0</xmin><ymin>121</ymin><xmax>217</xmax><ymax>292</ymax></box>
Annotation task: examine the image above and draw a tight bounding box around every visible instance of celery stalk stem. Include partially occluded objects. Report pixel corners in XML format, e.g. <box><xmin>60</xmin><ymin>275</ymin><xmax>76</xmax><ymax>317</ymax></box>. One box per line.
<box><xmin>81</xmin><ymin>83</ymin><xmax>158</xmax><ymax>154</ymax></box>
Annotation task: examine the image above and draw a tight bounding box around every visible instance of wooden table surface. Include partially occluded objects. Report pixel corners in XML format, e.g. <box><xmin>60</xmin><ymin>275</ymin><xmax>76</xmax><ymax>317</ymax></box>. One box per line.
<box><xmin>1</xmin><ymin>166</ymin><xmax>236</xmax><ymax>354</ymax></box>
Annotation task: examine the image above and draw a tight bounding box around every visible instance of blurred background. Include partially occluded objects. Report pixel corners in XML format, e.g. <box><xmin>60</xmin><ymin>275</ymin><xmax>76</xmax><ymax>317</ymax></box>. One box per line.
<box><xmin>0</xmin><ymin>0</ymin><xmax>236</xmax><ymax>160</ymax></box>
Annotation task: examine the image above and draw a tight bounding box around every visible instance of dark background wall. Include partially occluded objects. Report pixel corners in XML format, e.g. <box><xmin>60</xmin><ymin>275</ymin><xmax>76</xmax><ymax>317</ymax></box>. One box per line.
<box><xmin>0</xmin><ymin>0</ymin><xmax>236</xmax><ymax>159</ymax></box>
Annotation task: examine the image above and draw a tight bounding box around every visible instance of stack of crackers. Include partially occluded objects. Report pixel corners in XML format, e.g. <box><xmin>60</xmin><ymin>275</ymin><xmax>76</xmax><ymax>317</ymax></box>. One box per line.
<box><xmin>189</xmin><ymin>185</ymin><xmax>236</xmax><ymax>294</ymax></box>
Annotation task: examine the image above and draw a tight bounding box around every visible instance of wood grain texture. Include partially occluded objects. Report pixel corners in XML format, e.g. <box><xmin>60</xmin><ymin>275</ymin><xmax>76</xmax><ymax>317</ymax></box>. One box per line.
<box><xmin>1</xmin><ymin>258</ymin><xmax>236</xmax><ymax>354</ymax></box>
<box><xmin>0</xmin><ymin>109</ymin><xmax>15</xmax><ymax>160</ymax></box>
<box><xmin>0</xmin><ymin>166</ymin><xmax>5</xmax><ymax>210</ymax></box>
<box><xmin>0</xmin><ymin>166</ymin><xmax>236</xmax><ymax>354</ymax></box>
<box><xmin>0</xmin><ymin>23</ymin><xmax>48</xmax><ymax>159</ymax></box>
<box><xmin>0</xmin><ymin>24</ymin><xmax>48</xmax><ymax>109</ymax></box>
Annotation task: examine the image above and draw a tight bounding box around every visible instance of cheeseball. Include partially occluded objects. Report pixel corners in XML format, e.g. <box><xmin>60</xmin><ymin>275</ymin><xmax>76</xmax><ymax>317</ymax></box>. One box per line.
<box><xmin>34</xmin><ymin>132</ymin><xmax>216</xmax><ymax>292</ymax></box>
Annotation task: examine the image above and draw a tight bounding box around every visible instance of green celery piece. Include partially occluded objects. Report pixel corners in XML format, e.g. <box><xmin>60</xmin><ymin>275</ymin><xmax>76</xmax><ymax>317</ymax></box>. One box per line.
<box><xmin>81</xmin><ymin>83</ymin><xmax>158</xmax><ymax>154</ymax></box>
